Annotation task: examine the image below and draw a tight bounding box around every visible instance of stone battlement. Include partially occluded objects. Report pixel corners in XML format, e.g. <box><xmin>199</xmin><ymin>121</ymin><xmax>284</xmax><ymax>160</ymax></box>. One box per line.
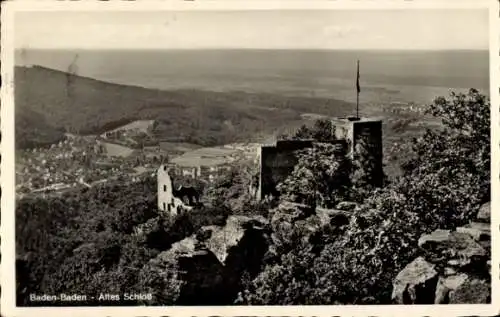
<box><xmin>257</xmin><ymin>117</ymin><xmax>383</xmax><ymax>200</ymax></box>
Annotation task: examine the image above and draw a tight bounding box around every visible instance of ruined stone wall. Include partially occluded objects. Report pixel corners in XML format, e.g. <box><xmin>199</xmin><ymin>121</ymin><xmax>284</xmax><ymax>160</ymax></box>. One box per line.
<box><xmin>333</xmin><ymin>118</ymin><xmax>383</xmax><ymax>187</ymax></box>
<box><xmin>258</xmin><ymin>140</ymin><xmax>313</xmax><ymax>200</ymax></box>
<box><xmin>352</xmin><ymin>120</ymin><xmax>384</xmax><ymax>186</ymax></box>
<box><xmin>157</xmin><ymin>164</ymin><xmax>192</xmax><ymax>216</ymax></box>
<box><xmin>258</xmin><ymin>140</ymin><xmax>346</xmax><ymax>200</ymax></box>
<box><xmin>257</xmin><ymin>118</ymin><xmax>383</xmax><ymax>201</ymax></box>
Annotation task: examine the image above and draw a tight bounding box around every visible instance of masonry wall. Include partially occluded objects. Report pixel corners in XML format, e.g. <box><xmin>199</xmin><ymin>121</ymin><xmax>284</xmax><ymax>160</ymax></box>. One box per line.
<box><xmin>258</xmin><ymin>140</ymin><xmax>346</xmax><ymax>200</ymax></box>
<box><xmin>333</xmin><ymin>118</ymin><xmax>384</xmax><ymax>187</ymax></box>
<box><xmin>257</xmin><ymin>117</ymin><xmax>383</xmax><ymax>201</ymax></box>
<box><xmin>352</xmin><ymin>120</ymin><xmax>384</xmax><ymax>186</ymax></box>
<box><xmin>158</xmin><ymin>164</ymin><xmax>191</xmax><ymax>216</ymax></box>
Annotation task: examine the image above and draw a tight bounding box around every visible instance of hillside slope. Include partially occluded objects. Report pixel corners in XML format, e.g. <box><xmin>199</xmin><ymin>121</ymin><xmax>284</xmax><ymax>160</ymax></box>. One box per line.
<box><xmin>15</xmin><ymin>65</ymin><xmax>355</xmax><ymax>148</ymax></box>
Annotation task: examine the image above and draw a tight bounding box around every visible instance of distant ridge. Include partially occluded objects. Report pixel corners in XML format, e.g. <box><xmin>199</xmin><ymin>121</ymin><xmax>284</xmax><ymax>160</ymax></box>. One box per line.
<box><xmin>15</xmin><ymin>65</ymin><xmax>355</xmax><ymax>149</ymax></box>
<box><xmin>20</xmin><ymin>64</ymin><xmax>164</xmax><ymax>90</ymax></box>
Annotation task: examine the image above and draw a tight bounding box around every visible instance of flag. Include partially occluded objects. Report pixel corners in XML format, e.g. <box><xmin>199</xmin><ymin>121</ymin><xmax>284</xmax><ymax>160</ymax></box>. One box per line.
<box><xmin>356</xmin><ymin>60</ymin><xmax>360</xmax><ymax>94</ymax></box>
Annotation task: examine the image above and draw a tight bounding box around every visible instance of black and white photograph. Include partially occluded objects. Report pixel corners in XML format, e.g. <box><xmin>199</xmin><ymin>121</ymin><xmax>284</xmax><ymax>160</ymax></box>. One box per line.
<box><xmin>1</xmin><ymin>0</ymin><xmax>498</xmax><ymax>315</ymax></box>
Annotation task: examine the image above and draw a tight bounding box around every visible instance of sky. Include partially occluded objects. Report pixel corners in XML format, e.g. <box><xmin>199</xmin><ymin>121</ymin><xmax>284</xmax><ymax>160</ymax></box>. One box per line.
<box><xmin>14</xmin><ymin>9</ymin><xmax>489</xmax><ymax>50</ymax></box>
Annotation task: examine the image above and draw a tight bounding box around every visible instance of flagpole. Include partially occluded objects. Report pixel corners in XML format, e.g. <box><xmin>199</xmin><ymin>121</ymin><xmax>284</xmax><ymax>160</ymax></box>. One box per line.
<box><xmin>356</xmin><ymin>60</ymin><xmax>360</xmax><ymax>119</ymax></box>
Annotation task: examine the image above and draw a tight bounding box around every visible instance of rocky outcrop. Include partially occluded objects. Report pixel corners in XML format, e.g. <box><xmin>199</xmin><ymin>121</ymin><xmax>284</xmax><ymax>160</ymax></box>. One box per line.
<box><xmin>335</xmin><ymin>201</ymin><xmax>359</xmax><ymax>211</ymax></box>
<box><xmin>418</xmin><ymin>229</ymin><xmax>488</xmax><ymax>269</ymax></box>
<box><xmin>143</xmin><ymin>215</ymin><xmax>269</xmax><ymax>305</ymax></box>
<box><xmin>269</xmin><ymin>202</ymin><xmax>315</xmax><ymax>247</ymax></box>
<box><xmin>392</xmin><ymin>257</ymin><xmax>439</xmax><ymax>304</ymax></box>
<box><xmin>476</xmin><ymin>202</ymin><xmax>490</xmax><ymax>223</ymax></box>
<box><xmin>434</xmin><ymin>273</ymin><xmax>468</xmax><ymax>304</ymax></box>
<box><xmin>456</xmin><ymin>222</ymin><xmax>490</xmax><ymax>241</ymax></box>
<box><xmin>204</xmin><ymin>215</ymin><xmax>268</xmax><ymax>264</ymax></box>
<box><xmin>392</xmin><ymin>202</ymin><xmax>491</xmax><ymax>304</ymax></box>
<box><xmin>448</xmin><ymin>278</ymin><xmax>490</xmax><ymax>304</ymax></box>
<box><xmin>269</xmin><ymin>201</ymin><xmax>350</xmax><ymax>249</ymax></box>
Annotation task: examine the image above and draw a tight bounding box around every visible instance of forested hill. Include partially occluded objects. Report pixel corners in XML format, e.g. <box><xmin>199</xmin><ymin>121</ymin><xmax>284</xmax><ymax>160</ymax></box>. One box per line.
<box><xmin>15</xmin><ymin>65</ymin><xmax>355</xmax><ymax>149</ymax></box>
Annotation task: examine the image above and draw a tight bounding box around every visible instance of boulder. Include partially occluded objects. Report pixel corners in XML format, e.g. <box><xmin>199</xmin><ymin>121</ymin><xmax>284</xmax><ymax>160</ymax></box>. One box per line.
<box><xmin>275</xmin><ymin>201</ymin><xmax>314</xmax><ymax>221</ymax></box>
<box><xmin>316</xmin><ymin>207</ymin><xmax>350</xmax><ymax>227</ymax></box>
<box><xmin>434</xmin><ymin>274</ymin><xmax>469</xmax><ymax>304</ymax></box>
<box><xmin>418</xmin><ymin>229</ymin><xmax>487</xmax><ymax>268</ymax></box>
<box><xmin>456</xmin><ymin>222</ymin><xmax>490</xmax><ymax>241</ymax></box>
<box><xmin>335</xmin><ymin>201</ymin><xmax>358</xmax><ymax>211</ymax></box>
<box><xmin>203</xmin><ymin>215</ymin><xmax>270</xmax><ymax>301</ymax></box>
<box><xmin>418</xmin><ymin>229</ymin><xmax>451</xmax><ymax>248</ymax></box>
<box><xmin>271</xmin><ymin>202</ymin><xmax>315</xmax><ymax>246</ymax></box>
<box><xmin>143</xmin><ymin>215</ymin><xmax>270</xmax><ymax>305</ymax></box>
<box><xmin>204</xmin><ymin>215</ymin><xmax>268</xmax><ymax>265</ymax></box>
<box><xmin>447</xmin><ymin>259</ymin><xmax>466</xmax><ymax>267</ymax></box>
<box><xmin>140</xmin><ymin>236</ymin><xmax>218</xmax><ymax>305</ymax></box>
<box><xmin>476</xmin><ymin>202</ymin><xmax>490</xmax><ymax>223</ymax></box>
<box><xmin>449</xmin><ymin>278</ymin><xmax>490</xmax><ymax>304</ymax></box>
<box><xmin>443</xmin><ymin>267</ymin><xmax>458</xmax><ymax>276</ymax></box>
<box><xmin>392</xmin><ymin>257</ymin><xmax>439</xmax><ymax>304</ymax></box>
<box><xmin>166</xmin><ymin>235</ymin><xmax>200</xmax><ymax>256</ymax></box>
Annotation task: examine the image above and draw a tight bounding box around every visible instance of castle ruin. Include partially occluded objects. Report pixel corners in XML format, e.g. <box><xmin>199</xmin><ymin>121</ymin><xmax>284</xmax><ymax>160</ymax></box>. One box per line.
<box><xmin>333</xmin><ymin>117</ymin><xmax>383</xmax><ymax>186</ymax></box>
<box><xmin>157</xmin><ymin>164</ymin><xmax>199</xmax><ymax>216</ymax></box>
<box><xmin>257</xmin><ymin>117</ymin><xmax>383</xmax><ymax>200</ymax></box>
<box><xmin>158</xmin><ymin>116</ymin><xmax>383</xmax><ymax>209</ymax></box>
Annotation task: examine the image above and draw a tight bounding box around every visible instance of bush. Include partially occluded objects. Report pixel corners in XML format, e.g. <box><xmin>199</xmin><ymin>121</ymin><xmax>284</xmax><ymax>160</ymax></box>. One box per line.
<box><xmin>277</xmin><ymin>143</ymin><xmax>352</xmax><ymax>208</ymax></box>
<box><xmin>240</xmin><ymin>89</ymin><xmax>490</xmax><ymax>305</ymax></box>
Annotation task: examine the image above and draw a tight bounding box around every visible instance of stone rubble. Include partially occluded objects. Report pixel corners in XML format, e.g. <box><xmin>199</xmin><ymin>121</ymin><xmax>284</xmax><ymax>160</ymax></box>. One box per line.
<box><xmin>392</xmin><ymin>202</ymin><xmax>491</xmax><ymax>304</ymax></box>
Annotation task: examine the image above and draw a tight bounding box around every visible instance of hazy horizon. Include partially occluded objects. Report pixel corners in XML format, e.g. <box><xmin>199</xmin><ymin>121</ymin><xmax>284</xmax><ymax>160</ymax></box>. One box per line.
<box><xmin>14</xmin><ymin>48</ymin><xmax>490</xmax><ymax>106</ymax></box>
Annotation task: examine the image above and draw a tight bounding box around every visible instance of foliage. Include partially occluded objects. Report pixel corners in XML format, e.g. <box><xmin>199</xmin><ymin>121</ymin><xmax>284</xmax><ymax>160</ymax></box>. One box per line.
<box><xmin>390</xmin><ymin>117</ymin><xmax>418</xmax><ymax>133</ymax></box>
<box><xmin>277</xmin><ymin>143</ymin><xmax>351</xmax><ymax>208</ymax></box>
<box><xmin>16</xmin><ymin>87</ymin><xmax>490</xmax><ymax>306</ymax></box>
<box><xmin>16</xmin><ymin>175</ymin><xmax>230</xmax><ymax>306</ymax></box>
<box><xmin>279</xmin><ymin>117</ymin><xmax>386</xmax><ymax>203</ymax></box>
<box><xmin>283</xmin><ymin>119</ymin><xmax>337</xmax><ymax>142</ymax></box>
<box><xmin>203</xmin><ymin>160</ymin><xmax>261</xmax><ymax>213</ymax></box>
<box><xmin>137</xmin><ymin>252</ymin><xmax>183</xmax><ymax>305</ymax></box>
<box><xmin>240</xmin><ymin>89</ymin><xmax>490</xmax><ymax>305</ymax></box>
<box><xmin>350</xmin><ymin>137</ymin><xmax>387</xmax><ymax>202</ymax></box>
<box><xmin>396</xmin><ymin>88</ymin><xmax>490</xmax><ymax>226</ymax></box>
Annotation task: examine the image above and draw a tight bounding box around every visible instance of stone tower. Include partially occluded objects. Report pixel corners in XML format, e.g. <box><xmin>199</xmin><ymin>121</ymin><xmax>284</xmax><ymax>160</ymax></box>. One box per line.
<box><xmin>157</xmin><ymin>164</ymin><xmax>192</xmax><ymax>216</ymax></box>
<box><xmin>332</xmin><ymin>117</ymin><xmax>383</xmax><ymax>187</ymax></box>
<box><xmin>255</xmin><ymin>116</ymin><xmax>384</xmax><ymax>201</ymax></box>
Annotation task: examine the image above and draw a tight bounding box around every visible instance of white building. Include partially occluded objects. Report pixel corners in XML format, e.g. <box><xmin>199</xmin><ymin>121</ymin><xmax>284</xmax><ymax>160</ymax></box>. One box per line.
<box><xmin>157</xmin><ymin>164</ymin><xmax>192</xmax><ymax>216</ymax></box>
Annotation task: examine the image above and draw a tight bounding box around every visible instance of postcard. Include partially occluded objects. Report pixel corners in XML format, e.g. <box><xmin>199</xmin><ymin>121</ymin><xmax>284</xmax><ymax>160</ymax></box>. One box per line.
<box><xmin>1</xmin><ymin>0</ymin><xmax>499</xmax><ymax>316</ymax></box>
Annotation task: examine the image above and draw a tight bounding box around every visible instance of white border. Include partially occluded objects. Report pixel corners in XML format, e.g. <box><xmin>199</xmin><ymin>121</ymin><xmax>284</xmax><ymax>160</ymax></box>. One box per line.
<box><xmin>489</xmin><ymin>0</ymin><xmax>500</xmax><ymax>315</ymax></box>
<box><xmin>1</xmin><ymin>1</ymin><xmax>499</xmax><ymax>316</ymax></box>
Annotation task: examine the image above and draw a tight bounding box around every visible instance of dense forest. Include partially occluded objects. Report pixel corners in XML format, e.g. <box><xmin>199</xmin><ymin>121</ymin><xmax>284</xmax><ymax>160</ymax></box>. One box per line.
<box><xmin>16</xmin><ymin>89</ymin><xmax>490</xmax><ymax>305</ymax></box>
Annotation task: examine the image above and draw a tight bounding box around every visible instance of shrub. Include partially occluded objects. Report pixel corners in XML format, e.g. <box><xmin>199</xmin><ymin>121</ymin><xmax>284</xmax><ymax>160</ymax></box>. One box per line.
<box><xmin>240</xmin><ymin>89</ymin><xmax>490</xmax><ymax>305</ymax></box>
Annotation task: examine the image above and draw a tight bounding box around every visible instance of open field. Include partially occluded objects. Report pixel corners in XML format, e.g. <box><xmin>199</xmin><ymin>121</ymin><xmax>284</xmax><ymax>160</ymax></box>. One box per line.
<box><xmin>105</xmin><ymin>119</ymin><xmax>155</xmax><ymax>134</ymax></box>
<box><xmin>101</xmin><ymin>141</ymin><xmax>136</xmax><ymax>158</ymax></box>
<box><xmin>159</xmin><ymin>141</ymin><xmax>202</xmax><ymax>153</ymax></box>
<box><xmin>171</xmin><ymin>145</ymin><xmax>257</xmax><ymax>167</ymax></box>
